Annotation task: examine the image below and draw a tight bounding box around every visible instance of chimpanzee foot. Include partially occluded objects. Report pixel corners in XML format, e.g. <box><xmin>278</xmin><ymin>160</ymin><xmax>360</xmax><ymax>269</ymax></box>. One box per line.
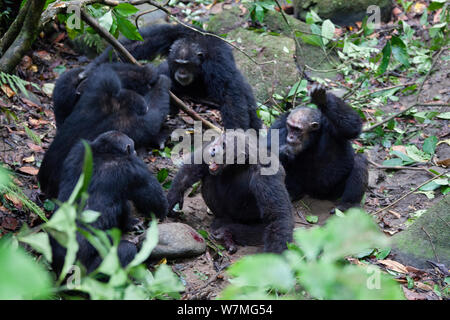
<box><xmin>212</xmin><ymin>227</ymin><xmax>237</xmax><ymax>254</ymax></box>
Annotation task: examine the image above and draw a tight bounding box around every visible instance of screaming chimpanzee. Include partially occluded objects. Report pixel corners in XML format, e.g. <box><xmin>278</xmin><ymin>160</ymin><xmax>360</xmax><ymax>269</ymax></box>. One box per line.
<box><xmin>167</xmin><ymin>131</ymin><xmax>294</xmax><ymax>253</ymax></box>
<box><xmin>50</xmin><ymin>131</ymin><xmax>168</xmax><ymax>274</ymax></box>
<box><xmin>269</xmin><ymin>84</ymin><xmax>368</xmax><ymax>213</ymax></box>
<box><xmin>39</xmin><ymin>63</ymin><xmax>171</xmax><ymax>198</ymax></box>
<box><xmin>84</xmin><ymin>24</ymin><xmax>262</xmax><ymax>130</ymax></box>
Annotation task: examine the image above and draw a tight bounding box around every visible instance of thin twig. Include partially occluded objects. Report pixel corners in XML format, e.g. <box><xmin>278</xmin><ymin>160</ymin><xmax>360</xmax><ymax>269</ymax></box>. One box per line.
<box><xmin>368</xmin><ymin>159</ymin><xmax>438</xmax><ymax>175</ymax></box>
<box><xmin>373</xmin><ymin>172</ymin><xmax>447</xmax><ymax>215</ymax></box>
<box><xmin>349</xmin><ymin>82</ymin><xmax>416</xmax><ymax>102</ymax></box>
<box><xmin>421</xmin><ymin>226</ymin><xmax>439</xmax><ymax>263</ymax></box>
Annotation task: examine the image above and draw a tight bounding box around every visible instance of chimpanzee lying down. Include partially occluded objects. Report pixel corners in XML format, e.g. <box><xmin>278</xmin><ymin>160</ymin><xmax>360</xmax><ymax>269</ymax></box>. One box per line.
<box><xmin>269</xmin><ymin>84</ymin><xmax>368</xmax><ymax>214</ymax></box>
<box><xmin>39</xmin><ymin>63</ymin><xmax>171</xmax><ymax>198</ymax></box>
<box><xmin>50</xmin><ymin>131</ymin><xmax>168</xmax><ymax>274</ymax></box>
<box><xmin>167</xmin><ymin>131</ymin><xmax>294</xmax><ymax>253</ymax></box>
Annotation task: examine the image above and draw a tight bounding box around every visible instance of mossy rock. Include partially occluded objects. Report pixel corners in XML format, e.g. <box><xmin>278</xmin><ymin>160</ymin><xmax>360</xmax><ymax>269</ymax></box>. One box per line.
<box><xmin>391</xmin><ymin>195</ymin><xmax>450</xmax><ymax>269</ymax></box>
<box><xmin>207</xmin><ymin>7</ymin><xmax>337</xmax><ymax>103</ymax></box>
<box><xmin>227</xmin><ymin>28</ymin><xmax>298</xmax><ymax>103</ymax></box>
<box><xmin>292</xmin><ymin>0</ymin><xmax>392</xmax><ymax>26</ymax></box>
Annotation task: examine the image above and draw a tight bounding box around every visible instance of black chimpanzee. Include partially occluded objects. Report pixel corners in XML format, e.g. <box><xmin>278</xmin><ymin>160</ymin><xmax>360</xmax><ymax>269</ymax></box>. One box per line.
<box><xmin>269</xmin><ymin>84</ymin><xmax>368</xmax><ymax>213</ymax></box>
<box><xmin>52</xmin><ymin>62</ymin><xmax>168</xmax><ymax>129</ymax></box>
<box><xmin>167</xmin><ymin>131</ymin><xmax>294</xmax><ymax>253</ymax></box>
<box><xmin>38</xmin><ymin>63</ymin><xmax>171</xmax><ymax>198</ymax></box>
<box><xmin>83</xmin><ymin>24</ymin><xmax>262</xmax><ymax>130</ymax></box>
<box><xmin>50</xmin><ymin>131</ymin><xmax>168</xmax><ymax>274</ymax></box>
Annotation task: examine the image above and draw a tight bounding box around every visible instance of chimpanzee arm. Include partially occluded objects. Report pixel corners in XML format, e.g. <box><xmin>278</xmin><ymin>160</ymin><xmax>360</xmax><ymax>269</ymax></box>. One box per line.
<box><xmin>249</xmin><ymin>167</ymin><xmax>294</xmax><ymax>253</ymax></box>
<box><xmin>167</xmin><ymin>158</ymin><xmax>208</xmax><ymax>213</ymax></box>
<box><xmin>143</xmin><ymin>74</ymin><xmax>172</xmax><ymax>136</ymax></box>
<box><xmin>128</xmin><ymin>161</ymin><xmax>168</xmax><ymax>219</ymax></box>
<box><xmin>310</xmin><ymin>85</ymin><xmax>362</xmax><ymax>139</ymax></box>
<box><xmin>83</xmin><ymin>24</ymin><xmax>190</xmax><ymax>77</ymax></box>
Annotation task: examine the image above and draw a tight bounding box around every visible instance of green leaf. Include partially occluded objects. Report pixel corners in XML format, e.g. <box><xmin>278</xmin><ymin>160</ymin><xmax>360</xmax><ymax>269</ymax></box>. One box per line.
<box><xmin>0</xmin><ymin>240</ymin><xmax>52</xmax><ymax>299</ymax></box>
<box><xmin>18</xmin><ymin>232</ymin><xmax>52</xmax><ymax>262</ymax></box>
<box><xmin>382</xmin><ymin>158</ymin><xmax>404</xmax><ymax>167</ymax></box>
<box><xmin>227</xmin><ymin>253</ymin><xmax>295</xmax><ymax>292</ymax></box>
<box><xmin>157</xmin><ymin>168</ymin><xmax>168</xmax><ymax>183</ymax></box>
<box><xmin>98</xmin><ymin>10</ymin><xmax>113</xmax><ymax>32</ymax></box>
<box><xmin>377</xmin><ymin>41</ymin><xmax>391</xmax><ymax>75</ymax></box>
<box><xmin>376</xmin><ymin>247</ymin><xmax>391</xmax><ymax>260</ymax></box>
<box><xmin>306</xmin><ymin>215</ymin><xmax>319</xmax><ymax>224</ymax></box>
<box><xmin>321</xmin><ymin>19</ymin><xmax>335</xmax><ymax>45</ymax></box>
<box><xmin>436</xmin><ymin>112</ymin><xmax>450</xmax><ymax>120</ymax></box>
<box><xmin>116</xmin><ymin>16</ymin><xmax>143</xmax><ymax>41</ymax></box>
<box><xmin>127</xmin><ymin>219</ymin><xmax>158</xmax><ymax>269</ymax></box>
<box><xmin>423</xmin><ymin>136</ymin><xmax>438</xmax><ymax>155</ymax></box>
<box><xmin>390</xmin><ymin>36</ymin><xmax>410</xmax><ymax>67</ymax></box>
<box><xmin>80</xmin><ymin>210</ymin><xmax>101</xmax><ymax>224</ymax></box>
<box><xmin>405</xmin><ymin>145</ymin><xmax>431</xmax><ymax>162</ymax></box>
<box><xmin>113</xmin><ymin>3</ymin><xmax>139</xmax><ymax>17</ymax></box>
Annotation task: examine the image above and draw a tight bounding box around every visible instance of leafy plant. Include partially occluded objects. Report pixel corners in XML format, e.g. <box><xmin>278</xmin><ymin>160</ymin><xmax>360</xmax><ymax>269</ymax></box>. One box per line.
<box><xmin>0</xmin><ymin>71</ymin><xmax>40</xmax><ymax>98</ymax></box>
<box><xmin>219</xmin><ymin>209</ymin><xmax>404</xmax><ymax>300</ymax></box>
<box><xmin>14</xmin><ymin>143</ymin><xmax>184</xmax><ymax>300</ymax></box>
<box><xmin>245</xmin><ymin>0</ymin><xmax>276</xmax><ymax>24</ymax></box>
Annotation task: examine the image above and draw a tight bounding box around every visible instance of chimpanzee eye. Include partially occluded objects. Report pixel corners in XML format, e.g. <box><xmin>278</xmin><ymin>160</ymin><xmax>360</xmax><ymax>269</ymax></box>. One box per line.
<box><xmin>197</xmin><ymin>51</ymin><xmax>204</xmax><ymax>58</ymax></box>
<box><xmin>311</xmin><ymin>122</ymin><xmax>320</xmax><ymax>130</ymax></box>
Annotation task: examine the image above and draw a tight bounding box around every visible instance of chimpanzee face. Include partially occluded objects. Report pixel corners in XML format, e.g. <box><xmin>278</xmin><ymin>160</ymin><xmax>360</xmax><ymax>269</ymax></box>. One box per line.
<box><xmin>285</xmin><ymin>107</ymin><xmax>321</xmax><ymax>154</ymax></box>
<box><xmin>168</xmin><ymin>39</ymin><xmax>204</xmax><ymax>87</ymax></box>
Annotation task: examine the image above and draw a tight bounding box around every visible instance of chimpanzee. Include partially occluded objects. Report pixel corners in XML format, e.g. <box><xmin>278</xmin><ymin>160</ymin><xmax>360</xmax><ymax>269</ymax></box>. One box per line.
<box><xmin>52</xmin><ymin>62</ymin><xmax>169</xmax><ymax>129</ymax></box>
<box><xmin>38</xmin><ymin>63</ymin><xmax>171</xmax><ymax>198</ymax></box>
<box><xmin>268</xmin><ymin>84</ymin><xmax>368</xmax><ymax>213</ymax></box>
<box><xmin>83</xmin><ymin>23</ymin><xmax>262</xmax><ymax>130</ymax></box>
<box><xmin>167</xmin><ymin>131</ymin><xmax>294</xmax><ymax>253</ymax></box>
<box><xmin>50</xmin><ymin>131</ymin><xmax>168</xmax><ymax>274</ymax></box>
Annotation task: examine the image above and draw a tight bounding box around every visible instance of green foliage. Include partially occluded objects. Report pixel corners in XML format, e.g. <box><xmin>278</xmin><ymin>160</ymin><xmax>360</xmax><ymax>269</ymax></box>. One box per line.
<box><xmin>59</xmin><ymin>2</ymin><xmax>143</xmax><ymax>53</ymax></box>
<box><xmin>0</xmin><ymin>238</ymin><xmax>52</xmax><ymax>299</ymax></box>
<box><xmin>220</xmin><ymin>209</ymin><xmax>404</xmax><ymax>300</ymax></box>
<box><xmin>245</xmin><ymin>0</ymin><xmax>276</xmax><ymax>24</ymax></box>
<box><xmin>0</xmin><ymin>71</ymin><xmax>40</xmax><ymax>98</ymax></box>
<box><xmin>13</xmin><ymin>143</ymin><xmax>184</xmax><ymax>299</ymax></box>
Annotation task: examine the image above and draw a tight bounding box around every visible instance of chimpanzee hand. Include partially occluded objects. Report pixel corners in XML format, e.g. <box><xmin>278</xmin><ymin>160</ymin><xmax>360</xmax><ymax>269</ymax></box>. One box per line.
<box><xmin>310</xmin><ymin>83</ymin><xmax>328</xmax><ymax>108</ymax></box>
<box><xmin>167</xmin><ymin>189</ymin><xmax>184</xmax><ymax>217</ymax></box>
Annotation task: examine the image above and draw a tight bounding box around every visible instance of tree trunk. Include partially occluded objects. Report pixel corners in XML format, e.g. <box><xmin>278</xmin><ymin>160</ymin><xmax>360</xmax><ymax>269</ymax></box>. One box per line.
<box><xmin>0</xmin><ymin>0</ymin><xmax>46</xmax><ymax>74</ymax></box>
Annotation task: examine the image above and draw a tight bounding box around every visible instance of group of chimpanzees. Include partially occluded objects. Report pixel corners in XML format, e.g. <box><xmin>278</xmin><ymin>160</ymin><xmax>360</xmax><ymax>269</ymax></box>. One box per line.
<box><xmin>39</xmin><ymin>23</ymin><xmax>367</xmax><ymax>274</ymax></box>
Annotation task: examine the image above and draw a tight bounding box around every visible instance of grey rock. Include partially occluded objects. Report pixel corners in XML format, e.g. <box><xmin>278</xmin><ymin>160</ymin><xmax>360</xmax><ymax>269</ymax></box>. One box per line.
<box><xmin>150</xmin><ymin>223</ymin><xmax>206</xmax><ymax>259</ymax></box>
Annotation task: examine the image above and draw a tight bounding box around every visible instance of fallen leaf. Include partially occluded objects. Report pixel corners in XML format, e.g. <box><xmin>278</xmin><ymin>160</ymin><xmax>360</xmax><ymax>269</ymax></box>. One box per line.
<box><xmin>22</xmin><ymin>98</ymin><xmax>40</xmax><ymax>109</ymax></box>
<box><xmin>414</xmin><ymin>281</ymin><xmax>434</xmax><ymax>291</ymax></box>
<box><xmin>436</xmin><ymin>158</ymin><xmax>450</xmax><ymax>167</ymax></box>
<box><xmin>402</xmin><ymin>287</ymin><xmax>427</xmax><ymax>300</ymax></box>
<box><xmin>1</xmin><ymin>216</ymin><xmax>18</xmax><ymax>230</ymax></box>
<box><xmin>1</xmin><ymin>84</ymin><xmax>15</xmax><ymax>98</ymax></box>
<box><xmin>392</xmin><ymin>145</ymin><xmax>407</xmax><ymax>154</ymax></box>
<box><xmin>18</xmin><ymin>166</ymin><xmax>39</xmax><ymax>175</ymax></box>
<box><xmin>27</xmin><ymin>142</ymin><xmax>43</xmax><ymax>153</ymax></box>
<box><xmin>378</xmin><ymin>259</ymin><xmax>408</xmax><ymax>273</ymax></box>
<box><xmin>28</xmin><ymin>117</ymin><xmax>49</xmax><ymax>127</ymax></box>
<box><xmin>411</xmin><ymin>2</ymin><xmax>426</xmax><ymax>14</ymax></box>
<box><xmin>23</xmin><ymin>155</ymin><xmax>35</xmax><ymax>163</ymax></box>
<box><xmin>4</xmin><ymin>193</ymin><xmax>22</xmax><ymax>209</ymax></box>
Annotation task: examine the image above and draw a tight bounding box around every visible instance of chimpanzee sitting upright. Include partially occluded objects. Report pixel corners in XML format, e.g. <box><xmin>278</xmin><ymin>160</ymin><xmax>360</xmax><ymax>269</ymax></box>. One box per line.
<box><xmin>269</xmin><ymin>85</ymin><xmax>368</xmax><ymax>213</ymax></box>
<box><xmin>50</xmin><ymin>131</ymin><xmax>168</xmax><ymax>274</ymax></box>
<box><xmin>167</xmin><ymin>131</ymin><xmax>294</xmax><ymax>253</ymax></box>
<box><xmin>83</xmin><ymin>24</ymin><xmax>262</xmax><ymax>130</ymax></box>
<box><xmin>38</xmin><ymin>63</ymin><xmax>170</xmax><ymax>198</ymax></box>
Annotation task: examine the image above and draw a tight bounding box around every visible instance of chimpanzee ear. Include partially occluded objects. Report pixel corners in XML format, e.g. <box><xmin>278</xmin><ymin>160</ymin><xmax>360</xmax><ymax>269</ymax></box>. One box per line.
<box><xmin>310</xmin><ymin>122</ymin><xmax>320</xmax><ymax>130</ymax></box>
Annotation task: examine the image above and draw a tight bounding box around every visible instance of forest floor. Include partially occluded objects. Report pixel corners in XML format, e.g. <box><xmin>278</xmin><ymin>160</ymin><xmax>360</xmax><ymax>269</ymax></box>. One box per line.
<box><xmin>0</xmin><ymin>1</ymin><xmax>449</xmax><ymax>300</ymax></box>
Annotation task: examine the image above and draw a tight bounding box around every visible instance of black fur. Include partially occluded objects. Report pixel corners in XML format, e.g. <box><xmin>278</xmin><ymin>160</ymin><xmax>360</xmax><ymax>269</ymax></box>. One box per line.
<box><xmin>269</xmin><ymin>85</ymin><xmax>368</xmax><ymax>212</ymax></box>
<box><xmin>39</xmin><ymin>63</ymin><xmax>171</xmax><ymax>198</ymax></box>
<box><xmin>167</xmin><ymin>132</ymin><xmax>293</xmax><ymax>253</ymax></box>
<box><xmin>86</xmin><ymin>24</ymin><xmax>262</xmax><ymax>130</ymax></box>
<box><xmin>50</xmin><ymin>131</ymin><xmax>168</xmax><ymax>274</ymax></box>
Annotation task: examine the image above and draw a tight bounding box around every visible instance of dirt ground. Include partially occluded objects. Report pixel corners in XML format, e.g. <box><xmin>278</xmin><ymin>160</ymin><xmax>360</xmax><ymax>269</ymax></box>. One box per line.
<box><xmin>0</xmin><ymin>12</ymin><xmax>449</xmax><ymax>299</ymax></box>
